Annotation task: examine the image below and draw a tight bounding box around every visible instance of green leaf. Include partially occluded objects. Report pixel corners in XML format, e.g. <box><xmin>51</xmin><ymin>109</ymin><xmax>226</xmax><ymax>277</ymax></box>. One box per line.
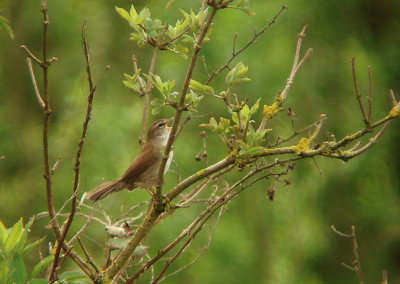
<box><xmin>9</xmin><ymin>253</ymin><xmax>26</xmax><ymax>284</ymax></box>
<box><xmin>218</xmin><ymin>118</ymin><xmax>231</xmax><ymax>133</ymax></box>
<box><xmin>115</xmin><ymin>6</ymin><xmax>130</xmax><ymax>22</ymax></box>
<box><xmin>59</xmin><ymin>271</ymin><xmax>87</xmax><ymax>282</ymax></box>
<box><xmin>248</xmin><ymin>146</ymin><xmax>265</xmax><ymax>156</ymax></box>
<box><xmin>209</xmin><ymin>117</ymin><xmax>218</xmax><ymax>128</ymax></box>
<box><xmin>237</xmin><ymin>140</ymin><xmax>250</xmax><ymax>155</ymax></box>
<box><xmin>5</xmin><ymin>218</ymin><xmax>24</xmax><ymax>253</ymax></box>
<box><xmin>129</xmin><ymin>32</ymin><xmax>143</xmax><ymax>41</ymax></box>
<box><xmin>230</xmin><ymin>111</ymin><xmax>239</xmax><ymax>125</ymax></box>
<box><xmin>185</xmin><ymin>90</ymin><xmax>203</xmax><ymax>109</ymax></box>
<box><xmin>16</xmin><ymin>217</ymin><xmax>34</xmax><ymax>254</ymax></box>
<box><xmin>0</xmin><ymin>259</ymin><xmax>9</xmax><ymax>282</ymax></box>
<box><xmin>226</xmin><ymin>61</ymin><xmax>250</xmax><ymax>86</ymax></box>
<box><xmin>166</xmin><ymin>0</ymin><xmax>176</xmax><ymax>9</ymax></box>
<box><xmin>250</xmin><ymin>98</ymin><xmax>260</xmax><ymax>115</ymax></box>
<box><xmin>27</xmin><ymin>279</ymin><xmax>49</xmax><ymax>284</ymax></box>
<box><xmin>30</xmin><ymin>255</ymin><xmax>54</xmax><ymax>279</ymax></box>
<box><xmin>0</xmin><ymin>221</ymin><xmax>8</xmax><ymax>248</ymax></box>
<box><xmin>0</xmin><ymin>16</ymin><xmax>14</xmax><ymax>39</ymax></box>
<box><xmin>200</xmin><ymin>117</ymin><xmax>218</xmax><ymax>130</ymax></box>
<box><xmin>129</xmin><ymin>4</ymin><xmax>138</xmax><ymax>20</ymax></box>
<box><xmin>241</xmin><ymin>104</ymin><xmax>250</xmax><ymax>120</ymax></box>
<box><xmin>139</xmin><ymin>7</ymin><xmax>150</xmax><ymax>20</ymax></box>
<box><xmin>230</xmin><ymin>6</ymin><xmax>256</xmax><ymax>16</ymax></box>
<box><xmin>189</xmin><ymin>80</ymin><xmax>214</xmax><ymax>94</ymax></box>
<box><xmin>22</xmin><ymin>237</ymin><xmax>45</xmax><ymax>257</ymax></box>
<box><xmin>123</xmin><ymin>70</ymin><xmax>143</xmax><ymax>93</ymax></box>
<box><xmin>150</xmin><ymin>100</ymin><xmax>164</xmax><ymax>115</ymax></box>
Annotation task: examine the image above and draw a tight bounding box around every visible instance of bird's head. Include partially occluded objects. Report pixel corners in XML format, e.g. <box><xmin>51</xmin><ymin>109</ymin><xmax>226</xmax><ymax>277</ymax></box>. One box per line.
<box><xmin>146</xmin><ymin>118</ymin><xmax>172</xmax><ymax>147</ymax></box>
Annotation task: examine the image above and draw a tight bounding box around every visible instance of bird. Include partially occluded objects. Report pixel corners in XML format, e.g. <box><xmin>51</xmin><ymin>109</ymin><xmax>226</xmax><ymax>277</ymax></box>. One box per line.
<box><xmin>86</xmin><ymin>118</ymin><xmax>173</xmax><ymax>201</ymax></box>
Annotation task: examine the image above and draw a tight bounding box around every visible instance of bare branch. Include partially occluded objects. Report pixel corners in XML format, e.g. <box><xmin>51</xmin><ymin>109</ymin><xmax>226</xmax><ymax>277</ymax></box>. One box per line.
<box><xmin>132</xmin><ymin>55</ymin><xmax>146</xmax><ymax>96</ymax></box>
<box><xmin>275</xmin><ymin>119</ymin><xmax>320</xmax><ymax>146</ymax></box>
<box><xmin>331</xmin><ymin>225</ymin><xmax>363</xmax><ymax>284</ymax></box>
<box><xmin>206</xmin><ymin>5</ymin><xmax>287</xmax><ymax>85</ymax></box>
<box><xmin>351</xmin><ymin>57</ymin><xmax>369</xmax><ymax>125</ymax></box>
<box><xmin>155</xmin><ymin>206</ymin><xmax>225</xmax><ymax>283</ymax></box>
<box><xmin>26</xmin><ymin>58</ymin><xmax>45</xmax><ymax>108</ymax></box>
<box><xmin>281</xmin><ymin>25</ymin><xmax>312</xmax><ymax>100</ymax></box>
<box><xmin>21</xmin><ymin>45</ymin><xmax>42</xmax><ymax>65</ymax></box>
<box><xmin>389</xmin><ymin>89</ymin><xmax>397</xmax><ymax>107</ymax></box>
<box><xmin>49</xmin><ymin>22</ymin><xmax>103</xmax><ymax>281</ymax></box>
<box><xmin>161</xmin><ymin>25</ymin><xmax>190</xmax><ymax>47</ymax></box>
<box><xmin>78</xmin><ymin>238</ymin><xmax>101</xmax><ymax>273</ymax></box>
<box><xmin>258</xmin><ymin>26</ymin><xmax>313</xmax><ymax>131</ymax></box>
<box><xmin>68</xmin><ymin>204</ymin><xmax>96</xmax><ymax>245</ymax></box>
<box><xmin>50</xmin><ymin>156</ymin><xmax>62</xmax><ymax>175</ymax></box>
<box><xmin>201</xmin><ymin>55</ymin><xmax>210</xmax><ymax>78</ymax></box>
<box><xmin>367</xmin><ymin>65</ymin><xmax>372</xmax><ymax>121</ymax></box>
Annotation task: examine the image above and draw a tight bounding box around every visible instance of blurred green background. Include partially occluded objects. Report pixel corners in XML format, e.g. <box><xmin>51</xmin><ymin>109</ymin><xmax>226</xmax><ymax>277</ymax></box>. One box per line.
<box><xmin>1</xmin><ymin>0</ymin><xmax>399</xmax><ymax>283</ymax></box>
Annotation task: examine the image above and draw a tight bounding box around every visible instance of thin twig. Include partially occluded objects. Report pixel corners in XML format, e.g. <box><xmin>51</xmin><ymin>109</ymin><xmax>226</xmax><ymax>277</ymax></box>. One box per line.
<box><xmin>26</xmin><ymin>58</ymin><xmax>45</xmax><ymax>108</ymax></box>
<box><xmin>174</xmin><ymin>116</ymin><xmax>191</xmax><ymax>142</ymax></box>
<box><xmin>161</xmin><ymin>25</ymin><xmax>190</xmax><ymax>47</ymax></box>
<box><xmin>281</xmin><ymin>25</ymin><xmax>312</xmax><ymax>100</ymax></box>
<box><xmin>68</xmin><ymin>203</ymin><xmax>96</xmax><ymax>245</ymax></box>
<box><xmin>139</xmin><ymin>47</ymin><xmax>159</xmax><ymax>146</ymax></box>
<box><xmin>201</xmin><ymin>55</ymin><xmax>210</xmax><ymax>78</ymax></box>
<box><xmin>156</xmin><ymin>206</ymin><xmax>225</xmax><ymax>283</ymax></box>
<box><xmin>351</xmin><ymin>57</ymin><xmax>369</xmax><ymax>124</ymax></box>
<box><xmin>20</xmin><ymin>45</ymin><xmax>42</xmax><ymax>65</ymax></box>
<box><xmin>275</xmin><ymin>119</ymin><xmax>320</xmax><ymax>146</ymax></box>
<box><xmin>258</xmin><ymin>25</ymin><xmax>313</xmax><ymax>131</ymax></box>
<box><xmin>132</xmin><ymin>55</ymin><xmax>146</xmax><ymax>96</ymax></box>
<box><xmin>78</xmin><ymin>238</ymin><xmax>101</xmax><ymax>273</ymax></box>
<box><xmin>154</xmin><ymin>6</ymin><xmax>218</xmax><ymax>202</ymax></box>
<box><xmin>331</xmin><ymin>225</ymin><xmax>363</xmax><ymax>284</ymax></box>
<box><xmin>367</xmin><ymin>65</ymin><xmax>372</xmax><ymax>122</ymax></box>
<box><xmin>206</xmin><ymin>5</ymin><xmax>287</xmax><ymax>84</ymax></box>
<box><xmin>50</xmin><ymin>156</ymin><xmax>62</xmax><ymax>175</ymax></box>
<box><xmin>25</xmin><ymin>3</ymin><xmax>66</xmax><ymax>280</ymax></box>
<box><xmin>49</xmin><ymin>22</ymin><xmax>103</xmax><ymax>281</ymax></box>
<box><xmin>326</xmin><ymin>121</ymin><xmax>390</xmax><ymax>161</ymax></box>
<box><xmin>389</xmin><ymin>89</ymin><xmax>397</xmax><ymax>107</ymax></box>
<box><xmin>127</xmin><ymin>158</ymin><xmax>296</xmax><ymax>282</ymax></box>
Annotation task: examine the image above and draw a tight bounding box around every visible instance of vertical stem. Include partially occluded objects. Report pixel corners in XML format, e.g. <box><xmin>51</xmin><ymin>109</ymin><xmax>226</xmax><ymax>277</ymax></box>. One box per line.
<box><xmin>367</xmin><ymin>66</ymin><xmax>372</xmax><ymax>122</ymax></box>
<box><xmin>48</xmin><ymin>23</ymin><xmax>97</xmax><ymax>281</ymax></box>
<box><xmin>351</xmin><ymin>226</ymin><xmax>364</xmax><ymax>284</ymax></box>
<box><xmin>154</xmin><ymin>7</ymin><xmax>218</xmax><ymax>202</ymax></box>
<box><xmin>139</xmin><ymin>47</ymin><xmax>159</xmax><ymax>146</ymax></box>
<box><xmin>104</xmin><ymin>6</ymin><xmax>218</xmax><ymax>282</ymax></box>
<box><xmin>39</xmin><ymin>0</ymin><xmax>59</xmax><ymax>238</ymax></box>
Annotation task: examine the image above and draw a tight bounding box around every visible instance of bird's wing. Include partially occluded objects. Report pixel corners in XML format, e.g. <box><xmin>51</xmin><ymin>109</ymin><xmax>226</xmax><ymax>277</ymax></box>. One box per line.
<box><xmin>120</xmin><ymin>145</ymin><xmax>158</xmax><ymax>185</ymax></box>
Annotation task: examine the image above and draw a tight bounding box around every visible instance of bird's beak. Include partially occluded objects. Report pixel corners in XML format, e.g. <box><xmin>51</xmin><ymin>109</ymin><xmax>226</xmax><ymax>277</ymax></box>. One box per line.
<box><xmin>165</xmin><ymin>117</ymin><xmax>173</xmax><ymax>129</ymax></box>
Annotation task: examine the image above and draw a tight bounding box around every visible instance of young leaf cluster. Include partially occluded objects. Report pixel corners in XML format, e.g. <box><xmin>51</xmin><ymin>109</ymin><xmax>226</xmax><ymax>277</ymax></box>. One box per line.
<box><xmin>116</xmin><ymin>4</ymin><xmax>211</xmax><ymax>59</ymax></box>
<box><xmin>0</xmin><ymin>218</ymin><xmax>49</xmax><ymax>284</ymax></box>
<box><xmin>226</xmin><ymin>0</ymin><xmax>256</xmax><ymax>16</ymax></box>
<box><xmin>0</xmin><ymin>218</ymin><xmax>88</xmax><ymax>283</ymax></box>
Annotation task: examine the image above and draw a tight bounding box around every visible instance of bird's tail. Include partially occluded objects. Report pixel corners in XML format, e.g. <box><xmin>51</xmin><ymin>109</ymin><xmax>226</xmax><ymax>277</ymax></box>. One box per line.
<box><xmin>86</xmin><ymin>180</ymin><xmax>124</xmax><ymax>201</ymax></box>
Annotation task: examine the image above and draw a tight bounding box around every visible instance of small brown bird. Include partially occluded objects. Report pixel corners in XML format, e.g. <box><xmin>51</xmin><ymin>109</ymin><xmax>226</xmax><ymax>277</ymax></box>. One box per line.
<box><xmin>86</xmin><ymin>118</ymin><xmax>172</xmax><ymax>201</ymax></box>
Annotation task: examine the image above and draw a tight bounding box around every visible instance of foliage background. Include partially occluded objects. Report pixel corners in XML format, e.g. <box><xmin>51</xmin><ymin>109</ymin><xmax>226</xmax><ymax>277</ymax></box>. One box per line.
<box><xmin>1</xmin><ymin>0</ymin><xmax>399</xmax><ymax>283</ymax></box>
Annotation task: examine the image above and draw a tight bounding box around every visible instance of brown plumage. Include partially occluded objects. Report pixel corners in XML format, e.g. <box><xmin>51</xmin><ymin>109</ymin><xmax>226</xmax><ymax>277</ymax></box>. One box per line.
<box><xmin>86</xmin><ymin>119</ymin><xmax>172</xmax><ymax>201</ymax></box>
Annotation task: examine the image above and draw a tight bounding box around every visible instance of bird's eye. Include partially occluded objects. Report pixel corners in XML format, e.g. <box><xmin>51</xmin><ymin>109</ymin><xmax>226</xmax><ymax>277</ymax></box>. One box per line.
<box><xmin>158</xmin><ymin>123</ymin><xmax>164</xmax><ymax>128</ymax></box>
